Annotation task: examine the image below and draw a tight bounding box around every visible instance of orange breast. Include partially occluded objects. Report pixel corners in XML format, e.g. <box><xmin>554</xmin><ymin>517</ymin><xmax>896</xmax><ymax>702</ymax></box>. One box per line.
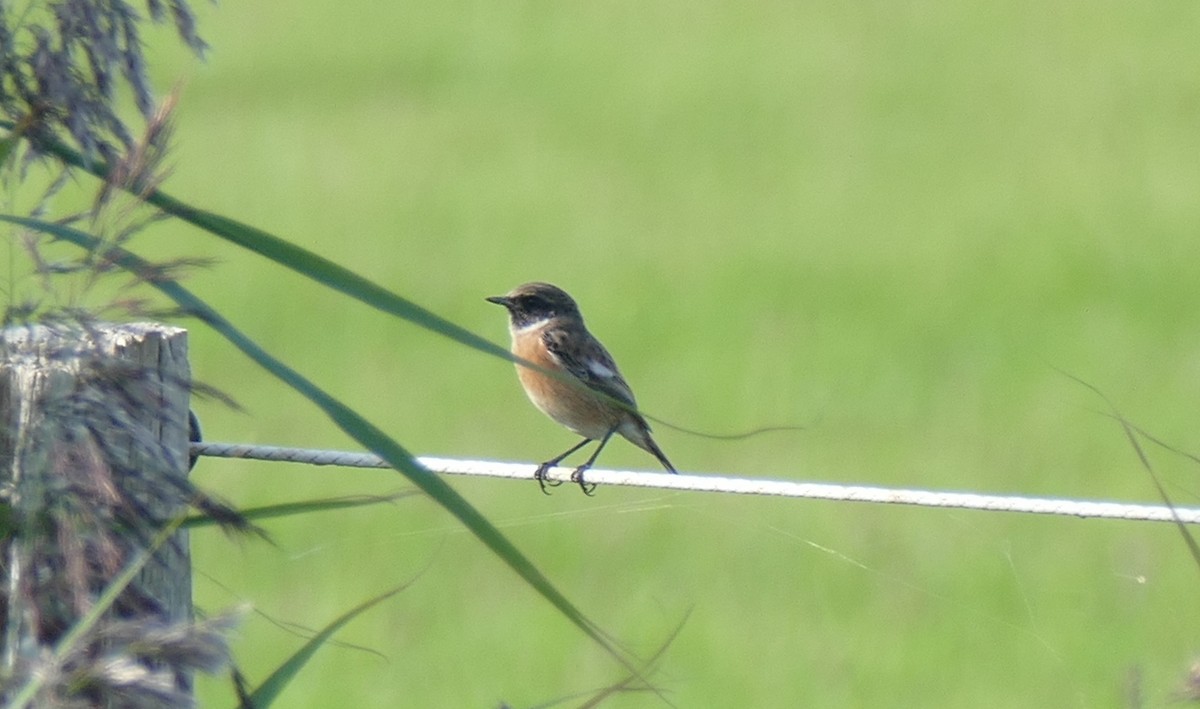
<box><xmin>512</xmin><ymin>330</ymin><xmax>621</xmax><ymax>440</ymax></box>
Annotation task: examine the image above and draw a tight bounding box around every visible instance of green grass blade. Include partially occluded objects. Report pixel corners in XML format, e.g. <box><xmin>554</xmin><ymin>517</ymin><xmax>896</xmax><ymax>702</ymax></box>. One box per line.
<box><xmin>0</xmin><ymin>133</ymin><xmax>17</xmax><ymax>168</ymax></box>
<box><xmin>181</xmin><ymin>492</ymin><xmax>418</xmax><ymax>529</ymax></box>
<box><xmin>0</xmin><ymin>124</ymin><xmax>510</xmax><ymax>361</ymax></box>
<box><xmin>0</xmin><ymin>214</ymin><xmax>644</xmax><ymax>679</ymax></box>
<box><xmin>239</xmin><ymin>584</ymin><xmax>406</xmax><ymax>708</ymax></box>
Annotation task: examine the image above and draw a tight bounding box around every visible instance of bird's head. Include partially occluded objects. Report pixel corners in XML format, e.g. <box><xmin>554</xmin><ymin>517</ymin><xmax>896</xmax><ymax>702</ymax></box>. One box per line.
<box><xmin>487</xmin><ymin>282</ymin><xmax>582</xmax><ymax>329</ymax></box>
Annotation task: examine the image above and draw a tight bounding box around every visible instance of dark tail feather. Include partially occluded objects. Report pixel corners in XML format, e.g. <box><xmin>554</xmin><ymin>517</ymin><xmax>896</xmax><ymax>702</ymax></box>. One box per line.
<box><xmin>629</xmin><ymin>415</ymin><xmax>677</xmax><ymax>473</ymax></box>
<box><xmin>642</xmin><ymin>432</ymin><xmax>677</xmax><ymax>473</ymax></box>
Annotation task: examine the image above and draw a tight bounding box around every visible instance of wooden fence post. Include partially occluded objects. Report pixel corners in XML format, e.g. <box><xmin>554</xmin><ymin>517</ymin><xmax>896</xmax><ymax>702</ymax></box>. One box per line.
<box><xmin>0</xmin><ymin>322</ymin><xmax>194</xmax><ymax>702</ymax></box>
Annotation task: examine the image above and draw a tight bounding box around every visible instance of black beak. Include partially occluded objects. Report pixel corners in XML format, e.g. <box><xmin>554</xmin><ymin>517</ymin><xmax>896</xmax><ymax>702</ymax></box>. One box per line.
<box><xmin>485</xmin><ymin>295</ymin><xmax>510</xmax><ymax>307</ymax></box>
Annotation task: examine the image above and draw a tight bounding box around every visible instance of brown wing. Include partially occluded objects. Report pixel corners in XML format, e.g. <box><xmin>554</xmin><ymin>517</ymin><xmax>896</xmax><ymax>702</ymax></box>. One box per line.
<box><xmin>541</xmin><ymin>326</ymin><xmax>638</xmax><ymax>410</ymax></box>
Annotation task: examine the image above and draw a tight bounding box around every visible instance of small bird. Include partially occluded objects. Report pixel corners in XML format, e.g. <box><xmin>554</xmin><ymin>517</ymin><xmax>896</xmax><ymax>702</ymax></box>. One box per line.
<box><xmin>487</xmin><ymin>282</ymin><xmax>676</xmax><ymax>494</ymax></box>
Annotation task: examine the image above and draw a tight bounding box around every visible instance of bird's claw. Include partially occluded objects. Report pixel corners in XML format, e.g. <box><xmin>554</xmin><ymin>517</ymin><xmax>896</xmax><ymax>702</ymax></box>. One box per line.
<box><xmin>534</xmin><ymin>463</ymin><xmax>564</xmax><ymax>495</ymax></box>
<box><xmin>570</xmin><ymin>466</ymin><xmax>597</xmax><ymax>496</ymax></box>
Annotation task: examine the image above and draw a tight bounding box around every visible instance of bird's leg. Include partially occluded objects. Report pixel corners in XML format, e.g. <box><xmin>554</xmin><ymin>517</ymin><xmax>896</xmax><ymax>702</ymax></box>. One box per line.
<box><xmin>535</xmin><ymin>437</ymin><xmax>594</xmax><ymax>494</ymax></box>
<box><xmin>571</xmin><ymin>428</ymin><xmax>616</xmax><ymax>496</ymax></box>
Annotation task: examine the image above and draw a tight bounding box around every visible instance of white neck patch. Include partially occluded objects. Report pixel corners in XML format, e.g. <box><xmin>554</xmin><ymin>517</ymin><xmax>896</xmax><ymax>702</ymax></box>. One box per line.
<box><xmin>512</xmin><ymin>318</ymin><xmax>550</xmax><ymax>335</ymax></box>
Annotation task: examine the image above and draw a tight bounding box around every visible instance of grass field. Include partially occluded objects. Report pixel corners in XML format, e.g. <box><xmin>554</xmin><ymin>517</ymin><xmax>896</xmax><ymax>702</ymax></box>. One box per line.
<box><xmin>113</xmin><ymin>0</ymin><xmax>1200</xmax><ymax>705</ymax></box>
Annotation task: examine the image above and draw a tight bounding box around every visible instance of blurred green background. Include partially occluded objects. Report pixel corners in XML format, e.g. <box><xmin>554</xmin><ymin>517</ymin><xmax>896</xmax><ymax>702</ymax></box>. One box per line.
<box><xmin>128</xmin><ymin>0</ymin><xmax>1200</xmax><ymax>705</ymax></box>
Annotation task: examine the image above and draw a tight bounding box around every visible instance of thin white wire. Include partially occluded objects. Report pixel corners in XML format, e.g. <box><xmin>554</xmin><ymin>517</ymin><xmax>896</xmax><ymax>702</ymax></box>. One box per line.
<box><xmin>189</xmin><ymin>441</ymin><xmax>1200</xmax><ymax>525</ymax></box>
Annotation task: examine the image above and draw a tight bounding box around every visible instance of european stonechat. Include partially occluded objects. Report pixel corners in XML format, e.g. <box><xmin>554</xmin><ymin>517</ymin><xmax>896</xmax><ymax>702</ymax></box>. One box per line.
<box><xmin>487</xmin><ymin>282</ymin><xmax>676</xmax><ymax>494</ymax></box>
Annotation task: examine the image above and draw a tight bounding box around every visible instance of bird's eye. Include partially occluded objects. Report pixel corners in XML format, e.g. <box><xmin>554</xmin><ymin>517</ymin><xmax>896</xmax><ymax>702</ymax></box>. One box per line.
<box><xmin>523</xmin><ymin>295</ymin><xmax>548</xmax><ymax>311</ymax></box>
